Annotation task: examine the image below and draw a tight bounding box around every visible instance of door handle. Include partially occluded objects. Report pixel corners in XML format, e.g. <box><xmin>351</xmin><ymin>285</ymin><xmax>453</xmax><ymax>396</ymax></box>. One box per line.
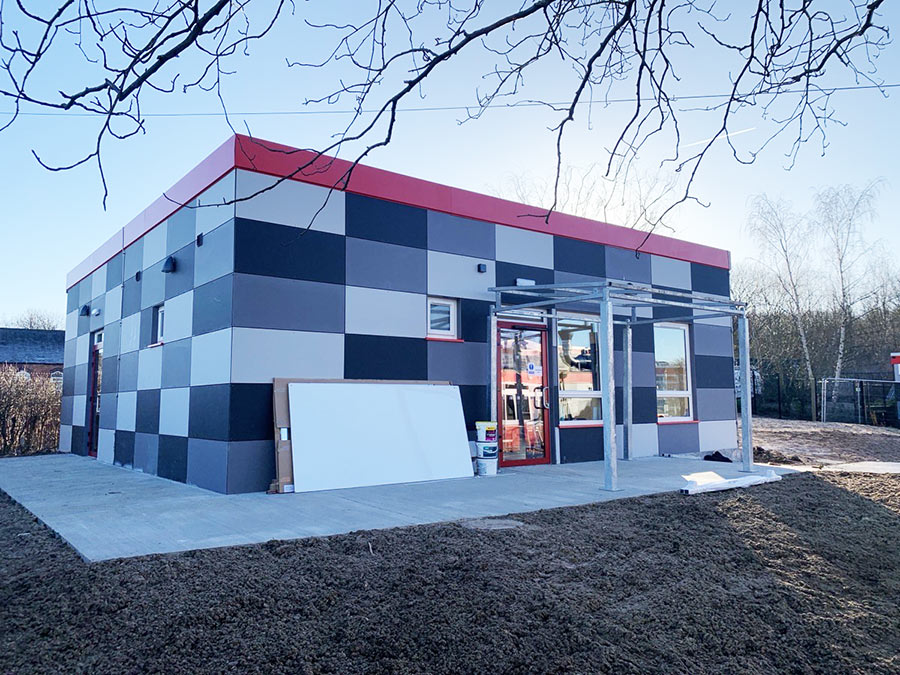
<box><xmin>543</xmin><ymin>385</ymin><xmax>550</xmax><ymax>409</ymax></box>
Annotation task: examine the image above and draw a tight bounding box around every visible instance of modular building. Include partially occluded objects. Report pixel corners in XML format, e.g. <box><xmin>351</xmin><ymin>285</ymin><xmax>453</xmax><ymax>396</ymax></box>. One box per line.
<box><xmin>60</xmin><ymin>135</ymin><xmax>743</xmax><ymax>493</ymax></box>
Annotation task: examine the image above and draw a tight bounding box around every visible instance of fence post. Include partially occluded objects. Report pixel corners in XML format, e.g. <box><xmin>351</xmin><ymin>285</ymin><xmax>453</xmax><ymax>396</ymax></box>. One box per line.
<box><xmin>822</xmin><ymin>379</ymin><xmax>828</xmax><ymax>423</ymax></box>
<box><xmin>777</xmin><ymin>373</ymin><xmax>783</xmax><ymax>419</ymax></box>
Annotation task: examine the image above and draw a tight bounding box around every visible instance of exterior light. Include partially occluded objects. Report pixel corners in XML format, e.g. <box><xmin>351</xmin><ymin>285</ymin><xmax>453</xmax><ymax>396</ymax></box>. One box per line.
<box><xmin>477</xmin><ymin>263</ymin><xmax>487</xmax><ymax>273</ymax></box>
<box><xmin>161</xmin><ymin>256</ymin><xmax>177</xmax><ymax>273</ymax></box>
<box><xmin>79</xmin><ymin>304</ymin><xmax>90</xmax><ymax>317</ymax></box>
<box><xmin>91</xmin><ymin>308</ymin><xmax>101</xmax><ymax>317</ymax></box>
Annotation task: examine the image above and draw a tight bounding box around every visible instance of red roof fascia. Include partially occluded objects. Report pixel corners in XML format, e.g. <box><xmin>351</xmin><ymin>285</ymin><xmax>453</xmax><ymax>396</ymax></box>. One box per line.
<box><xmin>67</xmin><ymin>134</ymin><xmax>730</xmax><ymax>289</ymax></box>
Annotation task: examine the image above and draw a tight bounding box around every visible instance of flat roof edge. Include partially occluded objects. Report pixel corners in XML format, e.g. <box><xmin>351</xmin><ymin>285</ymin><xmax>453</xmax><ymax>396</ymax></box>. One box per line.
<box><xmin>66</xmin><ymin>134</ymin><xmax>730</xmax><ymax>289</ymax></box>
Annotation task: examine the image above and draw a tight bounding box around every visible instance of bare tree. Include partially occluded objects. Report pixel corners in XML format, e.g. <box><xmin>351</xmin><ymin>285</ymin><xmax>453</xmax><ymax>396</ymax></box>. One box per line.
<box><xmin>746</xmin><ymin>195</ymin><xmax>819</xmax><ymax>420</ymax></box>
<box><xmin>10</xmin><ymin>309</ymin><xmax>63</xmax><ymax>331</ymax></box>
<box><xmin>498</xmin><ymin>163</ymin><xmax>682</xmax><ymax>232</ymax></box>
<box><xmin>0</xmin><ymin>1</ymin><xmax>890</xmax><ymax>234</ymax></box>
<box><xmin>812</xmin><ymin>182</ymin><xmax>881</xmax><ymax>379</ymax></box>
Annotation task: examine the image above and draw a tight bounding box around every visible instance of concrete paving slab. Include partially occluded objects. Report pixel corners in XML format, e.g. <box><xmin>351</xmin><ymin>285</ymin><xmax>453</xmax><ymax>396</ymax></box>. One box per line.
<box><xmin>0</xmin><ymin>454</ymin><xmax>795</xmax><ymax>562</ymax></box>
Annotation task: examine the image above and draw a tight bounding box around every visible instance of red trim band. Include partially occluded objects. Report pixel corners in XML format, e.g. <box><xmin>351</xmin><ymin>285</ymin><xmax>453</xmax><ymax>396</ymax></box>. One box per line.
<box><xmin>67</xmin><ymin>134</ymin><xmax>731</xmax><ymax>289</ymax></box>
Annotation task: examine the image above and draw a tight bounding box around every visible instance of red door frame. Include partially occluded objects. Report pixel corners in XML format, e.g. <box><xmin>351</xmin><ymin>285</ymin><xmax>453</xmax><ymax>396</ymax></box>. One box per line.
<box><xmin>496</xmin><ymin>320</ymin><xmax>552</xmax><ymax>467</ymax></box>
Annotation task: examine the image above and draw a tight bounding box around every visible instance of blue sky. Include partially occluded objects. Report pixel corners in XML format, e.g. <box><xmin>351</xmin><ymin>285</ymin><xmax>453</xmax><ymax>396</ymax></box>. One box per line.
<box><xmin>1</xmin><ymin>3</ymin><xmax>897</xmax><ymax>322</ymax></box>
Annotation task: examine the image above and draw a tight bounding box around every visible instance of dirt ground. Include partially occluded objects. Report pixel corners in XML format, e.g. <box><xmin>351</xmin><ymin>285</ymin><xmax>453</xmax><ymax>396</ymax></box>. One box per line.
<box><xmin>2</xmin><ymin>470</ymin><xmax>899</xmax><ymax>674</ymax></box>
<box><xmin>750</xmin><ymin>416</ymin><xmax>900</xmax><ymax>465</ymax></box>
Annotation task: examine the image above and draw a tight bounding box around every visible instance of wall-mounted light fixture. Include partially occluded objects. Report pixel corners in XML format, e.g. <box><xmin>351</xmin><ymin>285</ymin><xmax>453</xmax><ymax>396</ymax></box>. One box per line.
<box><xmin>161</xmin><ymin>256</ymin><xmax>177</xmax><ymax>274</ymax></box>
<box><xmin>477</xmin><ymin>263</ymin><xmax>487</xmax><ymax>273</ymax></box>
<box><xmin>135</xmin><ymin>270</ymin><xmax>142</xmax><ymax>282</ymax></box>
<box><xmin>196</xmin><ymin>232</ymin><xmax>204</xmax><ymax>247</ymax></box>
<box><xmin>79</xmin><ymin>304</ymin><xmax>90</xmax><ymax>317</ymax></box>
<box><xmin>91</xmin><ymin>308</ymin><xmax>101</xmax><ymax>317</ymax></box>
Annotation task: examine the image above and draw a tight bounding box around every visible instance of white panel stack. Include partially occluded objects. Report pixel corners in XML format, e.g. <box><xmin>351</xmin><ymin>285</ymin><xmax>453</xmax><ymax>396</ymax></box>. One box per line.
<box><xmin>288</xmin><ymin>382</ymin><xmax>473</xmax><ymax>493</ymax></box>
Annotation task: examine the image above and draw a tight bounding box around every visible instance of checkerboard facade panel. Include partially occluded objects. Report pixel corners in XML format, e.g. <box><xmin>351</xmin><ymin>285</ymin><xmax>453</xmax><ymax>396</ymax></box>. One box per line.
<box><xmin>62</xmin><ymin>167</ymin><xmax>737</xmax><ymax>492</ymax></box>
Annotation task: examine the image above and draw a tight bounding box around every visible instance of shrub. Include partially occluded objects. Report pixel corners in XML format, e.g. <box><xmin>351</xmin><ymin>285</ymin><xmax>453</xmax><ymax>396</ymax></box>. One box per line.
<box><xmin>0</xmin><ymin>365</ymin><xmax>61</xmax><ymax>456</ymax></box>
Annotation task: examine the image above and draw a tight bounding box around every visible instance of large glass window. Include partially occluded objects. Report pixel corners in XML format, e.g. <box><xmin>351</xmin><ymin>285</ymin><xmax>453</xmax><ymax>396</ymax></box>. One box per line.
<box><xmin>654</xmin><ymin>323</ymin><xmax>693</xmax><ymax>420</ymax></box>
<box><xmin>557</xmin><ymin>318</ymin><xmax>602</xmax><ymax>425</ymax></box>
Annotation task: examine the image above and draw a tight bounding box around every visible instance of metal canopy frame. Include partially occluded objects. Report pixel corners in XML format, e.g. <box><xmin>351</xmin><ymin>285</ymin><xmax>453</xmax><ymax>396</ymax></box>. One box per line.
<box><xmin>488</xmin><ymin>279</ymin><xmax>754</xmax><ymax>491</ymax></box>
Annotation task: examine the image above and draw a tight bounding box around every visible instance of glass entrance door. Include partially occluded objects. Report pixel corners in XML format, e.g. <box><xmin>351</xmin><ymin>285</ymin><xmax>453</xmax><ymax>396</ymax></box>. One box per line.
<box><xmin>498</xmin><ymin>324</ymin><xmax>550</xmax><ymax>466</ymax></box>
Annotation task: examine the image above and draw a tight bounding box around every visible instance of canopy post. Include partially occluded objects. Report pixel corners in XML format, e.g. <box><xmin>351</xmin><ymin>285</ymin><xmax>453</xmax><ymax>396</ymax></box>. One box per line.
<box><xmin>598</xmin><ymin>289</ymin><xmax>620</xmax><ymax>490</ymax></box>
<box><xmin>623</xmin><ymin>310</ymin><xmax>634</xmax><ymax>461</ymax></box>
<box><xmin>738</xmin><ymin>313</ymin><xmax>754</xmax><ymax>472</ymax></box>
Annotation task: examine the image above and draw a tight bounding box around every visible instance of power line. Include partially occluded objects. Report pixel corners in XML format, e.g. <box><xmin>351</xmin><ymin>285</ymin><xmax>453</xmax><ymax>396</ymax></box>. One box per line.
<box><xmin>1</xmin><ymin>82</ymin><xmax>896</xmax><ymax>118</ymax></box>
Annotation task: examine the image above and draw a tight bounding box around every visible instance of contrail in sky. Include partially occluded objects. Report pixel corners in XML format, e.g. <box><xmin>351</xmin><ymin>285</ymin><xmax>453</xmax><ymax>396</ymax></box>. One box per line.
<box><xmin>682</xmin><ymin>127</ymin><xmax>756</xmax><ymax>148</ymax></box>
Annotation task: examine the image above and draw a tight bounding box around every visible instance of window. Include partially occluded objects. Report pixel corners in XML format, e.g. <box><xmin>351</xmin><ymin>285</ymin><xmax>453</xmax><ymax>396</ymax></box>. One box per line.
<box><xmin>654</xmin><ymin>323</ymin><xmax>693</xmax><ymax>420</ymax></box>
<box><xmin>427</xmin><ymin>297</ymin><xmax>458</xmax><ymax>338</ymax></box>
<box><xmin>557</xmin><ymin>317</ymin><xmax>602</xmax><ymax>425</ymax></box>
<box><xmin>151</xmin><ymin>304</ymin><xmax>165</xmax><ymax>344</ymax></box>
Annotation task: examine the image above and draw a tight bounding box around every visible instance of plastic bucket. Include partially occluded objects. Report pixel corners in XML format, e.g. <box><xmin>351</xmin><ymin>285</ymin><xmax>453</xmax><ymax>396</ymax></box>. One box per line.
<box><xmin>476</xmin><ymin>442</ymin><xmax>498</xmax><ymax>459</ymax></box>
<box><xmin>475</xmin><ymin>421</ymin><xmax>498</xmax><ymax>442</ymax></box>
<box><xmin>476</xmin><ymin>457</ymin><xmax>498</xmax><ymax>476</ymax></box>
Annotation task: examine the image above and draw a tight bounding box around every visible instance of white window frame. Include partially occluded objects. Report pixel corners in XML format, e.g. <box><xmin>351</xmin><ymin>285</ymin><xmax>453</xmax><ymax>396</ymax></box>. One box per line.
<box><xmin>654</xmin><ymin>321</ymin><xmax>694</xmax><ymax>422</ymax></box>
<box><xmin>426</xmin><ymin>296</ymin><xmax>458</xmax><ymax>339</ymax></box>
<box><xmin>557</xmin><ymin>313</ymin><xmax>603</xmax><ymax>427</ymax></box>
<box><xmin>151</xmin><ymin>304</ymin><xmax>165</xmax><ymax>344</ymax></box>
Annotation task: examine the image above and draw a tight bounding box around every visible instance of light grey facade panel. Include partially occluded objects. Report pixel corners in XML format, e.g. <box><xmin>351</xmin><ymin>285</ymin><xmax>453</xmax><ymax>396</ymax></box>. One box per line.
<box><xmin>345</xmin><ymin>286</ymin><xmax>427</xmax><ymax>338</ymax></box>
<box><xmin>137</xmin><ymin>346</ymin><xmax>163</xmax><ymax>390</ymax></box>
<box><xmin>693</xmin><ymin>323</ymin><xmax>734</xmax><ymax>357</ymax></box>
<box><xmin>190</xmin><ymin>328</ymin><xmax>232</xmax><ymax>386</ymax></box>
<box><xmin>119</xmin><ymin>313</ymin><xmax>140</xmax><ymax>353</ymax></box>
<box><xmin>194</xmin><ymin>219</ymin><xmax>234</xmax><ymax>287</ymax></box>
<box><xmin>345</xmin><ymin>237</ymin><xmax>427</xmax><ymax>294</ymax></box>
<box><xmin>427</xmin><ymin>251</ymin><xmax>495</xmax><ymax>301</ymax></box>
<box><xmin>495</xmin><ymin>225</ymin><xmax>554</xmax><ymax>268</ymax></box>
<box><xmin>162</xmin><ymin>290</ymin><xmax>193</xmax><ymax>343</ymax></box>
<box><xmin>427</xmin><ymin>340</ymin><xmax>489</xmax><ymax>386</ymax></box>
<box><xmin>230</xmin><ymin>328</ymin><xmax>344</xmax><ymax>383</ymax></box>
<box><xmin>116</xmin><ymin>391</ymin><xmax>137</xmax><ymax>431</ymax></box>
<box><xmin>650</xmin><ymin>254</ymin><xmax>692</xmax><ymax>290</ymax></box>
<box><xmin>104</xmin><ymin>285</ymin><xmax>122</xmax><ymax>325</ymax></box>
<box><xmin>140</xmin><ymin>259</ymin><xmax>166</xmax><ymax>311</ymax></box>
<box><xmin>142</xmin><ymin>223</ymin><xmax>168</xmax><ymax>270</ymax></box>
<box><xmin>91</xmin><ymin>265</ymin><xmax>107</xmax><ymax>301</ymax></box>
<box><xmin>123</xmin><ymin>239</ymin><xmax>144</xmax><ymax>280</ymax></box>
<box><xmin>695</xmin><ymin>388</ymin><xmax>737</xmax><ymax>421</ymax></box>
<box><xmin>195</xmin><ymin>172</ymin><xmax>236</xmax><ymax>236</ymax></box>
<box><xmin>235</xmin><ymin>169</ymin><xmax>346</xmax><ymax>235</ymax></box>
<box><xmin>158</xmin><ymin>387</ymin><xmax>190</xmax><ymax>437</ymax></box>
<box><xmin>102</xmin><ymin>320</ymin><xmax>121</xmax><ymax>358</ymax></box>
<box><xmin>232</xmin><ymin>274</ymin><xmax>344</xmax><ymax>333</ymax></box>
<box><xmin>427</xmin><ymin>211</ymin><xmax>495</xmax><ymax>259</ymax></box>
<box><xmin>605</xmin><ymin>247</ymin><xmax>652</xmax><ymax>283</ymax></box>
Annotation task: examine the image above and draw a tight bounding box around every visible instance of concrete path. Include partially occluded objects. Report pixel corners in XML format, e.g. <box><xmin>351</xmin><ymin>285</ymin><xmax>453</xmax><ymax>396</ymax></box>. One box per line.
<box><xmin>0</xmin><ymin>454</ymin><xmax>793</xmax><ymax>562</ymax></box>
<box><xmin>822</xmin><ymin>461</ymin><xmax>900</xmax><ymax>474</ymax></box>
